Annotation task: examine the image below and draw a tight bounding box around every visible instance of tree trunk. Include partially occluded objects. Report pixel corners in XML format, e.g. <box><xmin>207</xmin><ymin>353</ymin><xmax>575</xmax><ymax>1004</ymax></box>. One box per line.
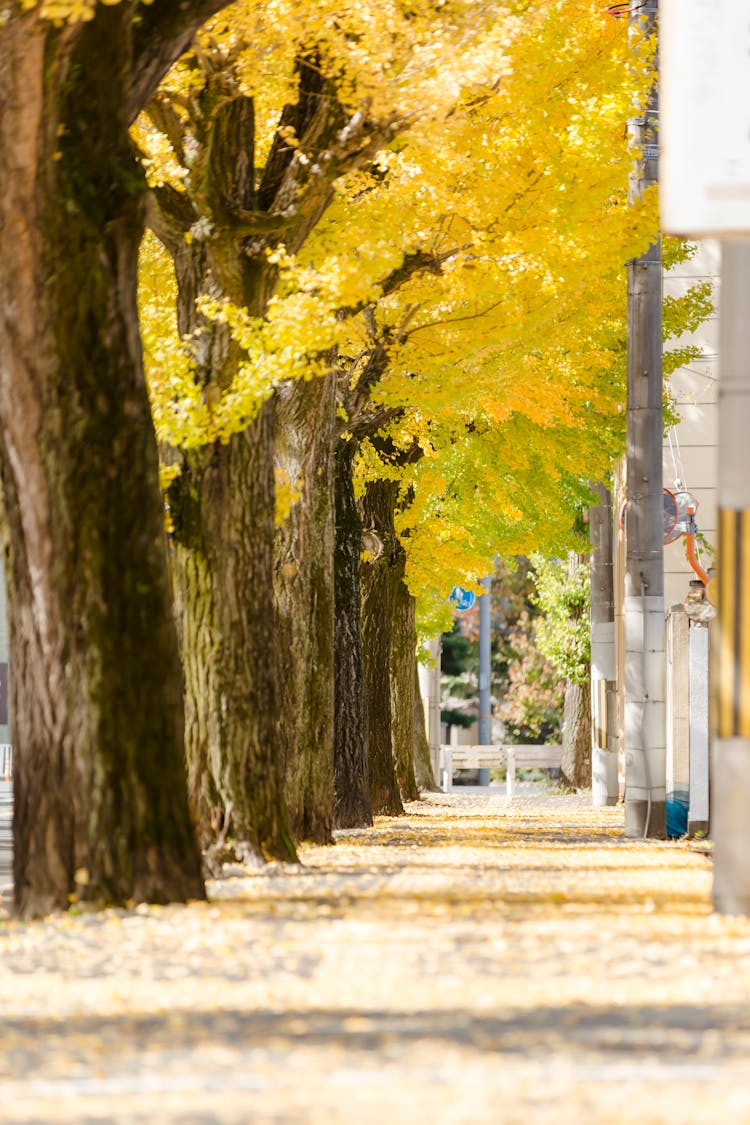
<box><xmin>333</xmin><ymin>440</ymin><xmax>373</xmax><ymax>829</ymax></box>
<box><xmin>561</xmin><ymin>679</ymin><xmax>592</xmax><ymax>789</ymax></box>
<box><xmin>360</xmin><ymin>480</ymin><xmax>404</xmax><ymax>816</ymax></box>
<box><xmin>158</xmin><ymin>206</ymin><xmax>295</xmax><ymax>862</ymax></box>
<box><xmin>559</xmin><ymin>551</ymin><xmax>592</xmax><ymax>791</ymax></box>
<box><xmin>390</xmin><ymin>576</ymin><xmax>420</xmax><ymax>802</ymax></box>
<box><xmin>150</xmin><ymin>66</ymin><xmax>366</xmax><ymax>852</ymax></box>
<box><xmin>413</xmin><ymin>662</ymin><xmax>438</xmax><ymax>791</ymax></box>
<box><xmin>170</xmin><ymin>404</ymin><xmax>296</xmax><ymax>861</ymax></box>
<box><xmin>274</xmin><ymin>371</ymin><xmax>337</xmax><ymax>843</ymax></box>
<box><xmin>0</xmin><ymin>14</ymin><xmax>204</xmax><ymax>916</ymax></box>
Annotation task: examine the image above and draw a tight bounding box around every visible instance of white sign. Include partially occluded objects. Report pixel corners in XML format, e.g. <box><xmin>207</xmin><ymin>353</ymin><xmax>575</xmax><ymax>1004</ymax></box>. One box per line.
<box><xmin>661</xmin><ymin>0</ymin><xmax>750</xmax><ymax>235</ymax></box>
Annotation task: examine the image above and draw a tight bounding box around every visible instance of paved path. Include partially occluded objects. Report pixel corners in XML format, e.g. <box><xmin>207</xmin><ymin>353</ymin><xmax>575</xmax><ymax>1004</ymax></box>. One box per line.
<box><xmin>0</xmin><ymin>791</ymin><xmax>745</xmax><ymax>1123</ymax></box>
<box><xmin>0</xmin><ymin>779</ymin><xmax>10</xmax><ymax>899</ymax></box>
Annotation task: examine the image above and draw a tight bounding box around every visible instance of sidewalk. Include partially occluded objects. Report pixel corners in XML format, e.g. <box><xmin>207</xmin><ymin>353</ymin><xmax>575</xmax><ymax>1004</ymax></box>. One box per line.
<box><xmin>0</xmin><ymin>779</ymin><xmax>11</xmax><ymax>899</ymax></box>
<box><xmin>0</xmin><ymin>790</ymin><xmax>747</xmax><ymax>1123</ymax></box>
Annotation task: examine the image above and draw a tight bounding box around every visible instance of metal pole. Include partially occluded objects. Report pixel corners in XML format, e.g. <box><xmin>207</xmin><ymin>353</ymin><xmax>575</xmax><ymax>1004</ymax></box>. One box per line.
<box><xmin>590</xmin><ymin>484</ymin><xmax>619</xmax><ymax>805</ymax></box>
<box><xmin>624</xmin><ymin>0</ymin><xmax>666</xmax><ymax>837</ymax></box>
<box><xmin>478</xmin><ymin>575</ymin><xmax>492</xmax><ymax>784</ymax></box>
<box><xmin>713</xmin><ymin>241</ymin><xmax>750</xmax><ymax>913</ymax></box>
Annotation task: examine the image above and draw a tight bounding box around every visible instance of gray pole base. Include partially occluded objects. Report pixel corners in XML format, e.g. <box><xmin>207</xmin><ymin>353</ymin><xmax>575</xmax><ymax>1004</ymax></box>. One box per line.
<box><xmin>624</xmin><ymin>797</ymin><xmax>666</xmax><ymax>839</ymax></box>
<box><xmin>592</xmin><ymin>747</ymin><xmax>619</xmax><ymax>807</ymax></box>
<box><xmin>713</xmin><ymin>740</ymin><xmax>750</xmax><ymax>914</ymax></box>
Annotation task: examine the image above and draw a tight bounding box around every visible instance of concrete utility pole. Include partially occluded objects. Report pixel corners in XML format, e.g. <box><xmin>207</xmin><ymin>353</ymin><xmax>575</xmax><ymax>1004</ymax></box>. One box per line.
<box><xmin>477</xmin><ymin>575</ymin><xmax>492</xmax><ymax>785</ymax></box>
<box><xmin>624</xmin><ymin>0</ymin><xmax>666</xmax><ymax>838</ymax></box>
<box><xmin>590</xmin><ymin>484</ymin><xmax>619</xmax><ymax>806</ymax></box>
<box><xmin>713</xmin><ymin>242</ymin><xmax>750</xmax><ymax>912</ymax></box>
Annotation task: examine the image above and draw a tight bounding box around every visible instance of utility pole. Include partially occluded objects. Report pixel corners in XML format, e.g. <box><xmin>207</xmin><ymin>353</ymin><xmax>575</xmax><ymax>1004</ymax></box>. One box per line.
<box><xmin>477</xmin><ymin>575</ymin><xmax>492</xmax><ymax>785</ymax></box>
<box><xmin>713</xmin><ymin>242</ymin><xmax>750</xmax><ymax>912</ymax></box>
<box><xmin>590</xmin><ymin>484</ymin><xmax>619</xmax><ymax>806</ymax></box>
<box><xmin>624</xmin><ymin>0</ymin><xmax>666</xmax><ymax>837</ymax></box>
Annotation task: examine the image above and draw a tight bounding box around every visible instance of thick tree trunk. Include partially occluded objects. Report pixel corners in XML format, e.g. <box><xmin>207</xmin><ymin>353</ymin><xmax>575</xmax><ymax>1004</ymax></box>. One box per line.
<box><xmin>360</xmin><ymin>480</ymin><xmax>404</xmax><ymax>816</ymax></box>
<box><xmin>274</xmin><ymin>372</ymin><xmax>337</xmax><ymax>842</ymax></box>
<box><xmin>561</xmin><ymin>679</ymin><xmax>592</xmax><ymax>789</ymax></box>
<box><xmin>413</xmin><ymin>662</ymin><xmax>438</xmax><ymax>791</ymax></box>
<box><xmin>170</xmin><ymin>403</ymin><xmax>296</xmax><ymax>861</ymax></box>
<box><xmin>159</xmin><ymin>204</ymin><xmax>295</xmax><ymax>862</ymax></box>
<box><xmin>333</xmin><ymin>440</ymin><xmax>373</xmax><ymax>829</ymax></box>
<box><xmin>390</xmin><ymin>578</ymin><xmax>420</xmax><ymax>802</ymax></box>
<box><xmin>150</xmin><ymin>68</ymin><xmax>363</xmax><ymax>852</ymax></box>
<box><xmin>0</xmin><ymin>15</ymin><xmax>204</xmax><ymax>916</ymax></box>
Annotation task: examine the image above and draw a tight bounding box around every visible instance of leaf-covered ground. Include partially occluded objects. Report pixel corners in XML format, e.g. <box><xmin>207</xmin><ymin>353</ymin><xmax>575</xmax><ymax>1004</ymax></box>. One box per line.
<box><xmin>1</xmin><ymin>789</ymin><xmax>748</xmax><ymax>1123</ymax></box>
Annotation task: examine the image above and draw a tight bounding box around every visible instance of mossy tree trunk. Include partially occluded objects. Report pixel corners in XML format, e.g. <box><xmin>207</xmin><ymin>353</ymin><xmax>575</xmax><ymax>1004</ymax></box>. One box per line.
<box><xmin>390</xmin><ymin>571</ymin><xmax>420</xmax><ymax>802</ymax></box>
<box><xmin>147</xmin><ymin>56</ymin><xmax>398</xmax><ymax>851</ymax></box>
<box><xmin>561</xmin><ymin>679</ymin><xmax>592</xmax><ymax>789</ymax></box>
<box><xmin>169</xmin><ymin>405</ymin><xmax>296</xmax><ymax>861</ymax></box>
<box><xmin>150</xmin><ymin>104</ymin><xmax>296</xmax><ymax>860</ymax></box>
<box><xmin>360</xmin><ymin>479</ymin><xmax>404</xmax><ymax>816</ymax></box>
<box><xmin>333</xmin><ymin>439</ymin><xmax>372</xmax><ymax>830</ymax></box>
<box><xmin>274</xmin><ymin>370</ymin><xmax>337</xmax><ymax>843</ymax></box>
<box><xmin>560</xmin><ymin>552</ymin><xmax>592</xmax><ymax>790</ymax></box>
<box><xmin>0</xmin><ymin>5</ymin><xmax>225</xmax><ymax>916</ymax></box>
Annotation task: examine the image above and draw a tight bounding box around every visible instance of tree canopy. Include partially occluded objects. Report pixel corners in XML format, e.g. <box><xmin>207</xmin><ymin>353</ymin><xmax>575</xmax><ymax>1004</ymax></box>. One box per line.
<box><xmin>139</xmin><ymin>0</ymin><xmax>658</xmax><ymax>628</ymax></box>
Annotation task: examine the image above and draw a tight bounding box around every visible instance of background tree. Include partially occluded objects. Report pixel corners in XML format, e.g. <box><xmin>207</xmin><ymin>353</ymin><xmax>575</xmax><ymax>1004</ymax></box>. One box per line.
<box><xmin>531</xmin><ymin>552</ymin><xmax>592</xmax><ymax>787</ymax></box>
<box><xmin>138</xmin><ymin>0</ymin><xmax>498</xmax><ymax>844</ymax></box>
<box><xmin>500</xmin><ymin>611</ymin><xmax>566</xmax><ymax>745</ymax></box>
<box><xmin>140</xmin><ymin>0</ymin><xmax>656</xmax><ymax>835</ymax></box>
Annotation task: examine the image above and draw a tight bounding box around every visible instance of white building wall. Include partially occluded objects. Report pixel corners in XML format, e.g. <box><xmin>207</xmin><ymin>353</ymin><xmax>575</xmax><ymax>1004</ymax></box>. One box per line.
<box><xmin>662</xmin><ymin>241</ymin><xmax>719</xmax><ymax>610</ymax></box>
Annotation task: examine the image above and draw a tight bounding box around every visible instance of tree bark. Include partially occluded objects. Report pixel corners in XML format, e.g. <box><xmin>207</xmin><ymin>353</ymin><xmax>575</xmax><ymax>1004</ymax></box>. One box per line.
<box><xmin>413</xmin><ymin>661</ymin><xmax>438</xmax><ymax>791</ymax></box>
<box><xmin>360</xmin><ymin>480</ymin><xmax>404</xmax><ymax>816</ymax></box>
<box><xmin>274</xmin><ymin>371</ymin><xmax>337</xmax><ymax>843</ymax></box>
<box><xmin>0</xmin><ymin>13</ymin><xmax>205</xmax><ymax>916</ymax></box>
<box><xmin>561</xmin><ymin>679</ymin><xmax>592</xmax><ymax>790</ymax></box>
<box><xmin>390</xmin><ymin>576</ymin><xmax>420</xmax><ymax>802</ymax></box>
<box><xmin>170</xmin><ymin>405</ymin><xmax>296</xmax><ymax>861</ymax></box>
<box><xmin>149</xmin><ymin>86</ymin><xmax>296</xmax><ymax>862</ymax></box>
<box><xmin>148</xmin><ymin>58</ymin><xmax>394</xmax><ymax>851</ymax></box>
<box><xmin>333</xmin><ymin>440</ymin><xmax>373</xmax><ymax>829</ymax></box>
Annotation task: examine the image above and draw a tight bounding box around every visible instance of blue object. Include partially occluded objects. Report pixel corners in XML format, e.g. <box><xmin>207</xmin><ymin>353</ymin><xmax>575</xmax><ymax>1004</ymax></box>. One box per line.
<box><xmin>450</xmin><ymin>586</ymin><xmax>476</xmax><ymax>611</ymax></box>
<box><xmin>666</xmin><ymin>791</ymin><xmax>689</xmax><ymax>838</ymax></box>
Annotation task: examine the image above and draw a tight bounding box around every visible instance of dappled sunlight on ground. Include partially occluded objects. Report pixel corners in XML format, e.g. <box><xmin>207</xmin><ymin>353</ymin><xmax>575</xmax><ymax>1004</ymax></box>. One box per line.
<box><xmin>1</xmin><ymin>790</ymin><xmax>748</xmax><ymax>1123</ymax></box>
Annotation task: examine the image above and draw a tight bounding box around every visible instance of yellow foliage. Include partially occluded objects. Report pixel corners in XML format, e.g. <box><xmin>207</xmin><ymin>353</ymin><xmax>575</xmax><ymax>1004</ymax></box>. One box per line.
<box><xmin>137</xmin><ymin>0</ymin><xmax>657</xmax><ymax>616</ymax></box>
<box><xmin>21</xmin><ymin>0</ymin><xmax>124</xmax><ymax>23</ymax></box>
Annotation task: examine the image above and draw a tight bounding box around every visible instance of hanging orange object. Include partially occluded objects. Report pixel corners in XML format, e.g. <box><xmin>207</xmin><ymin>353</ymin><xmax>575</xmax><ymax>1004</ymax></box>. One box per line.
<box><xmin>685</xmin><ymin>507</ymin><xmax>711</xmax><ymax>587</ymax></box>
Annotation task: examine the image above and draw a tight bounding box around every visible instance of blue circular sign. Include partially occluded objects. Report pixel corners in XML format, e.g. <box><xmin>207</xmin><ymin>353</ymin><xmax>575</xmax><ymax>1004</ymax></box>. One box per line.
<box><xmin>450</xmin><ymin>586</ymin><xmax>476</xmax><ymax>611</ymax></box>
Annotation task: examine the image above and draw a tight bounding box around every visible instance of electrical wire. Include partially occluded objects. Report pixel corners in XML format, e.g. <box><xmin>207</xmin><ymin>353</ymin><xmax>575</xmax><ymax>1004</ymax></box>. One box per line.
<box><xmin>667</xmin><ymin>427</ymin><xmax>687</xmax><ymax>492</ymax></box>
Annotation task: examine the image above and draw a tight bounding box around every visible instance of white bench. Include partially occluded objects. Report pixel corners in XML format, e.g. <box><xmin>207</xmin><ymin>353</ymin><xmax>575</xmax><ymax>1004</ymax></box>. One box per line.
<box><xmin>439</xmin><ymin>744</ymin><xmax>562</xmax><ymax>797</ymax></box>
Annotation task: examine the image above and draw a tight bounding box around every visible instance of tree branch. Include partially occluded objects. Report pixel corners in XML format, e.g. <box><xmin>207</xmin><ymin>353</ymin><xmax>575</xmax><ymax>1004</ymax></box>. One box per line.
<box><xmin>144</xmin><ymin>183</ymin><xmax>197</xmax><ymax>253</ymax></box>
<box><xmin>145</xmin><ymin>95</ymin><xmax>188</xmax><ymax>167</ymax></box>
<box><xmin>129</xmin><ymin>0</ymin><xmax>232</xmax><ymax>123</ymax></box>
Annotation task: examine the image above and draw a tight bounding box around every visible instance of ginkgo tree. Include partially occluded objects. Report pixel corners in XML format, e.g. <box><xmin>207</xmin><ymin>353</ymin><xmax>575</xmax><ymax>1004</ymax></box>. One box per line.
<box><xmin>137</xmin><ymin>0</ymin><xmax>495</xmax><ymax>853</ymax></box>
<box><xmin>0</xmin><ymin>0</ymin><xmax>245</xmax><ymax>916</ymax></box>
<box><xmin>139</xmin><ymin>0</ymin><xmax>659</xmax><ymax>842</ymax></box>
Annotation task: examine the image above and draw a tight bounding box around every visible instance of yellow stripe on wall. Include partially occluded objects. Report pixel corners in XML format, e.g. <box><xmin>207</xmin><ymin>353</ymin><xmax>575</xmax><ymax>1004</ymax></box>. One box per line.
<box><xmin>718</xmin><ymin>508</ymin><xmax>742</xmax><ymax>738</ymax></box>
<box><xmin>741</xmin><ymin>510</ymin><xmax>750</xmax><ymax>737</ymax></box>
